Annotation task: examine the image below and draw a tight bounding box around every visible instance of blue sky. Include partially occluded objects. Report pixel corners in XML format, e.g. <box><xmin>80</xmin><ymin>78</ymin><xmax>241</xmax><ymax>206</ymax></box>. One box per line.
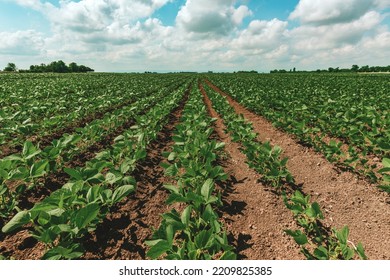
<box><xmin>0</xmin><ymin>0</ymin><xmax>389</xmax><ymax>72</ymax></box>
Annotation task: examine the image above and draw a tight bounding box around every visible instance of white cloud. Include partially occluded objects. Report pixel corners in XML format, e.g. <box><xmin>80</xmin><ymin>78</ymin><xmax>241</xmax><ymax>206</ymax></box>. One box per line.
<box><xmin>289</xmin><ymin>0</ymin><xmax>385</xmax><ymax>25</ymax></box>
<box><xmin>374</xmin><ymin>0</ymin><xmax>390</xmax><ymax>9</ymax></box>
<box><xmin>290</xmin><ymin>11</ymin><xmax>382</xmax><ymax>51</ymax></box>
<box><xmin>0</xmin><ymin>30</ymin><xmax>45</xmax><ymax>55</ymax></box>
<box><xmin>232</xmin><ymin>19</ymin><xmax>288</xmax><ymax>51</ymax></box>
<box><xmin>2</xmin><ymin>0</ymin><xmax>390</xmax><ymax>72</ymax></box>
<box><xmin>176</xmin><ymin>0</ymin><xmax>251</xmax><ymax>35</ymax></box>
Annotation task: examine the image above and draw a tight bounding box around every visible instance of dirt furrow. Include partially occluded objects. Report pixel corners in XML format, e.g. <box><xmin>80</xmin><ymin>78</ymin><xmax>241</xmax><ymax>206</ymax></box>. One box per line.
<box><xmin>200</xmin><ymin>82</ymin><xmax>302</xmax><ymax>260</ymax></box>
<box><xmin>205</xmin><ymin>80</ymin><xmax>390</xmax><ymax>259</ymax></box>
<box><xmin>14</xmin><ymin>85</ymin><xmax>185</xmax><ymax>212</ymax></box>
<box><xmin>0</xmin><ymin>81</ymin><xmax>181</xmax><ymax>159</ymax></box>
<box><xmin>0</xmin><ymin>86</ymin><xmax>189</xmax><ymax>260</ymax></box>
<box><xmin>81</xmin><ymin>87</ymin><xmax>190</xmax><ymax>260</ymax></box>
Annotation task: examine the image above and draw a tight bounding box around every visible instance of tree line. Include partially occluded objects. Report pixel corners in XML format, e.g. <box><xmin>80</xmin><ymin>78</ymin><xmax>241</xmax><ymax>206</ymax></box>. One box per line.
<box><xmin>270</xmin><ymin>65</ymin><xmax>390</xmax><ymax>73</ymax></box>
<box><xmin>2</xmin><ymin>61</ymin><xmax>94</xmax><ymax>73</ymax></box>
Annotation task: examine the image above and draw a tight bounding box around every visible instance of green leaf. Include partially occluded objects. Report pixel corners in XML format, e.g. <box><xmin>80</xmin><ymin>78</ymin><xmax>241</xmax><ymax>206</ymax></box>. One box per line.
<box><xmin>74</xmin><ymin>203</ymin><xmax>100</xmax><ymax>229</ymax></box>
<box><xmin>112</xmin><ymin>185</ymin><xmax>135</xmax><ymax>204</ymax></box>
<box><xmin>30</xmin><ymin>160</ymin><xmax>49</xmax><ymax>178</ymax></box>
<box><xmin>2</xmin><ymin>211</ymin><xmax>31</xmax><ymax>233</ymax></box>
<box><xmin>220</xmin><ymin>251</ymin><xmax>236</xmax><ymax>260</ymax></box>
<box><xmin>341</xmin><ymin>246</ymin><xmax>355</xmax><ymax>260</ymax></box>
<box><xmin>335</xmin><ymin>226</ymin><xmax>349</xmax><ymax>245</ymax></box>
<box><xmin>87</xmin><ymin>185</ymin><xmax>102</xmax><ymax>203</ymax></box>
<box><xmin>356</xmin><ymin>243</ymin><xmax>368</xmax><ymax>260</ymax></box>
<box><xmin>165</xmin><ymin>164</ymin><xmax>178</xmax><ymax>177</ymax></box>
<box><xmin>37</xmin><ymin>211</ymin><xmax>51</xmax><ymax>226</ymax></box>
<box><xmin>105</xmin><ymin>172</ymin><xmax>119</xmax><ymax>185</ymax></box>
<box><xmin>215</xmin><ymin>142</ymin><xmax>225</xmax><ymax>150</ymax></box>
<box><xmin>0</xmin><ymin>168</ymin><xmax>9</xmax><ymax>180</ymax></box>
<box><xmin>181</xmin><ymin>205</ymin><xmax>192</xmax><ymax>226</ymax></box>
<box><xmin>42</xmin><ymin>244</ymin><xmax>84</xmax><ymax>260</ymax></box>
<box><xmin>164</xmin><ymin>184</ymin><xmax>179</xmax><ymax>194</ymax></box>
<box><xmin>378</xmin><ymin>142</ymin><xmax>390</xmax><ymax>151</ymax></box>
<box><xmin>382</xmin><ymin>158</ymin><xmax>390</xmax><ymax>168</ymax></box>
<box><xmin>146</xmin><ymin>240</ymin><xmax>171</xmax><ymax>259</ymax></box>
<box><xmin>201</xmin><ymin>179</ymin><xmax>214</xmax><ymax>200</ymax></box>
<box><xmin>202</xmin><ymin>204</ymin><xmax>217</xmax><ymax>222</ymax></box>
<box><xmin>64</xmin><ymin>168</ymin><xmax>83</xmax><ymax>180</ymax></box>
<box><xmin>0</xmin><ymin>184</ymin><xmax>8</xmax><ymax>196</ymax></box>
<box><xmin>166</xmin><ymin>225</ymin><xmax>174</xmax><ymax>246</ymax></box>
<box><xmin>314</xmin><ymin>246</ymin><xmax>329</xmax><ymax>260</ymax></box>
<box><xmin>306</xmin><ymin>202</ymin><xmax>323</xmax><ymax>219</ymax></box>
<box><xmin>378</xmin><ymin>167</ymin><xmax>390</xmax><ymax>173</ymax></box>
<box><xmin>23</xmin><ymin>141</ymin><xmax>40</xmax><ymax>159</ymax></box>
<box><xmin>168</xmin><ymin>152</ymin><xmax>177</xmax><ymax>161</ymax></box>
<box><xmin>285</xmin><ymin>229</ymin><xmax>308</xmax><ymax>245</ymax></box>
<box><xmin>194</xmin><ymin>229</ymin><xmax>213</xmax><ymax>249</ymax></box>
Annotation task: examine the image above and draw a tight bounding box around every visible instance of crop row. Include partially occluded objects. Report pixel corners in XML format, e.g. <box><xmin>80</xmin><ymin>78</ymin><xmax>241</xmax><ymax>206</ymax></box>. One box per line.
<box><xmin>146</xmin><ymin>84</ymin><xmax>236</xmax><ymax>260</ymax></box>
<box><xmin>0</xmin><ymin>81</ymin><xmax>187</xmax><ymax>220</ymax></box>
<box><xmin>1</xmin><ymin>81</ymin><xmax>190</xmax><ymax>259</ymax></box>
<box><xmin>206</xmin><ymin>74</ymin><xmax>389</xmax><ymax>191</ymax></box>
<box><xmin>201</xmin><ymin>80</ymin><xmax>367</xmax><ymax>260</ymax></box>
<box><xmin>0</xmin><ymin>73</ymin><xmax>185</xmax><ymax>148</ymax></box>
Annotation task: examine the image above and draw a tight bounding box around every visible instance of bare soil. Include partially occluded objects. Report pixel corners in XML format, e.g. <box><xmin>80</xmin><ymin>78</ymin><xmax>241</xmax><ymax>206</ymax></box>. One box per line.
<box><xmin>204</xmin><ymin>80</ymin><xmax>390</xmax><ymax>260</ymax></box>
<box><xmin>1</xmin><ymin>87</ymin><xmax>180</xmax><ymax>220</ymax></box>
<box><xmin>0</xmin><ymin>81</ymin><xmax>181</xmax><ymax>159</ymax></box>
<box><xmin>81</xmin><ymin>87</ymin><xmax>190</xmax><ymax>260</ymax></box>
<box><xmin>0</xmin><ymin>87</ymin><xmax>188</xmax><ymax>260</ymax></box>
<box><xmin>2</xmin><ymin>80</ymin><xmax>388</xmax><ymax>260</ymax></box>
<box><xmin>200</xmin><ymin>82</ymin><xmax>302</xmax><ymax>260</ymax></box>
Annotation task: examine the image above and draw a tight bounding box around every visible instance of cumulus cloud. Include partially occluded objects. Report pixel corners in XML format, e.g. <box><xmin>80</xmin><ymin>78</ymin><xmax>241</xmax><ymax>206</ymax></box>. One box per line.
<box><xmin>0</xmin><ymin>30</ymin><xmax>45</xmax><ymax>55</ymax></box>
<box><xmin>176</xmin><ymin>0</ymin><xmax>251</xmax><ymax>35</ymax></box>
<box><xmin>43</xmin><ymin>0</ymin><xmax>172</xmax><ymax>34</ymax></box>
<box><xmin>289</xmin><ymin>0</ymin><xmax>385</xmax><ymax>25</ymax></box>
<box><xmin>290</xmin><ymin>11</ymin><xmax>383</xmax><ymax>51</ymax></box>
<box><xmin>3</xmin><ymin>0</ymin><xmax>390</xmax><ymax>72</ymax></box>
<box><xmin>233</xmin><ymin>19</ymin><xmax>288</xmax><ymax>51</ymax></box>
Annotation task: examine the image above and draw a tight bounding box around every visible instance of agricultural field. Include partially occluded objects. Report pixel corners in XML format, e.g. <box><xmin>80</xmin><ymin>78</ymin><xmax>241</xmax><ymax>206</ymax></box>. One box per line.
<box><xmin>0</xmin><ymin>73</ymin><xmax>389</xmax><ymax>260</ymax></box>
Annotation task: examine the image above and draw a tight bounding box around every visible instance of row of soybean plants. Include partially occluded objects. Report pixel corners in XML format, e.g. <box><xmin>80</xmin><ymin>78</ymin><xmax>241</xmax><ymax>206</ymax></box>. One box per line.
<box><xmin>0</xmin><ymin>73</ymin><xmax>181</xmax><ymax>148</ymax></box>
<box><xmin>202</xmin><ymin>81</ymin><xmax>367</xmax><ymax>260</ymax></box>
<box><xmin>0</xmin><ymin>82</ymin><xmax>190</xmax><ymax>260</ymax></box>
<box><xmin>0</xmin><ymin>79</ymin><xmax>185</xmax><ymax>219</ymax></box>
<box><xmin>207</xmin><ymin>74</ymin><xmax>390</xmax><ymax>191</ymax></box>
<box><xmin>145</xmin><ymin>84</ymin><xmax>236</xmax><ymax>260</ymax></box>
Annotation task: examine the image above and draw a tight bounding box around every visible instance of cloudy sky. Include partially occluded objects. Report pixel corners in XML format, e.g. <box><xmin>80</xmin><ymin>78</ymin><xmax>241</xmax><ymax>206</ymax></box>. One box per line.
<box><xmin>0</xmin><ymin>0</ymin><xmax>389</xmax><ymax>72</ymax></box>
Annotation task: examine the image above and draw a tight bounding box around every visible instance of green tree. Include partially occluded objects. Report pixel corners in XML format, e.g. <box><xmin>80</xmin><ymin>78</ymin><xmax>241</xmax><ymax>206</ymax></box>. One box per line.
<box><xmin>351</xmin><ymin>65</ymin><xmax>359</xmax><ymax>72</ymax></box>
<box><xmin>3</xmin><ymin>62</ymin><xmax>17</xmax><ymax>72</ymax></box>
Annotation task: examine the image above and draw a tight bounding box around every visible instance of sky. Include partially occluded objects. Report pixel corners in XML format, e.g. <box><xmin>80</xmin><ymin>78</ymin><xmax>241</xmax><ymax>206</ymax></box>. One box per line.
<box><xmin>0</xmin><ymin>0</ymin><xmax>389</xmax><ymax>72</ymax></box>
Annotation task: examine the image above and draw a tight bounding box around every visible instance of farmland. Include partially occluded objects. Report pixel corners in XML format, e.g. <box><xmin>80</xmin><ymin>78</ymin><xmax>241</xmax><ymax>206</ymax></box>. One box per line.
<box><xmin>0</xmin><ymin>73</ymin><xmax>389</xmax><ymax>260</ymax></box>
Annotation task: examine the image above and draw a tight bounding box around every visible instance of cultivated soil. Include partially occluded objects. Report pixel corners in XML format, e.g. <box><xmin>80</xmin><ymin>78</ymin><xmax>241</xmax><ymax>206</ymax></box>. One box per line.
<box><xmin>200</xmin><ymin>82</ymin><xmax>302</xmax><ymax>259</ymax></box>
<box><xmin>204</xmin><ymin>80</ymin><xmax>390</xmax><ymax>259</ymax></box>
<box><xmin>81</xmin><ymin>87</ymin><xmax>190</xmax><ymax>259</ymax></box>
<box><xmin>0</xmin><ymin>86</ymin><xmax>188</xmax><ymax>260</ymax></box>
<box><xmin>2</xmin><ymin>80</ymin><xmax>388</xmax><ymax>260</ymax></box>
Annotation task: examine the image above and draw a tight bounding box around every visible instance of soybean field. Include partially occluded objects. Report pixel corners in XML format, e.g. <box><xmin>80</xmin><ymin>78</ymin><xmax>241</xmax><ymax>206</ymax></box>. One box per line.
<box><xmin>0</xmin><ymin>73</ymin><xmax>389</xmax><ymax>260</ymax></box>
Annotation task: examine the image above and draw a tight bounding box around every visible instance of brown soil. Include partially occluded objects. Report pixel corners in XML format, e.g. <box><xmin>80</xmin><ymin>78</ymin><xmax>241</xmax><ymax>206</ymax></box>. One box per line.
<box><xmin>0</xmin><ymin>86</ymin><xmax>188</xmax><ymax>260</ymax></box>
<box><xmin>204</xmin><ymin>80</ymin><xmax>390</xmax><ymax>260</ymax></box>
<box><xmin>0</xmin><ymin>81</ymin><xmax>181</xmax><ymax>159</ymax></box>
<box><xmin>2</xmin><ymin>86</ymin><xmax>180</xmax><ymax>219</ymax></box>
<box><xmin>81</xmin><ymin>86</ymin><xmax>190</xmax><ymax>260</ymax></box>
<box><xmin>200</xmin><ymin>82</ymin><xmax>302</xmax><ymax>260</ymax></box>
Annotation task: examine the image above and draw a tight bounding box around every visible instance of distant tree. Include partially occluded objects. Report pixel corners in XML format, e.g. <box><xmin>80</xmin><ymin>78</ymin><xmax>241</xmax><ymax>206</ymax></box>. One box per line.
<box><xmin>69</xmin><ymin>62</ymin><xmax>79</xmax><ymax>72</ymax></box>
<box><xmin>49</xmin><ymin>60</ymin><xmax>68</xmax><ymax>73</ymax></box>
<box><xmin>359</xmin><ymin>65</ymin><xmax>370</xmax><ymax>72</ymax></box>
<box><xmin>28</xmin><ymin>61</ymin><xmax>94</xmax><ymax>73</ymax></box>
<box><xmin>351</xmin><ymin>65</ymin><xmax>359</xmax><ymax>72</ymax></box>
<box><xmin>3</xmin><ymin>62</ymin><xmax>17</xmax><ymax>72</ymax></box>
